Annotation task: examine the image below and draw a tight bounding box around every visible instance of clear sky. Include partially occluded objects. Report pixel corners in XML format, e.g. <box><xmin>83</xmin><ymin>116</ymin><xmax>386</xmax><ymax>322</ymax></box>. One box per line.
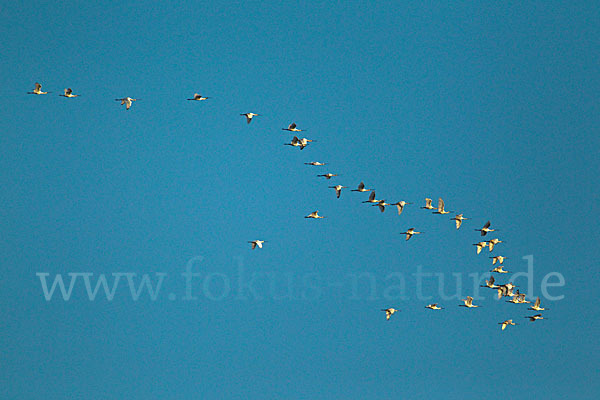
<box><xmin>1</xmin><ymin>1</ymin><xmax>599</xmax><ymax>399</ymax></box>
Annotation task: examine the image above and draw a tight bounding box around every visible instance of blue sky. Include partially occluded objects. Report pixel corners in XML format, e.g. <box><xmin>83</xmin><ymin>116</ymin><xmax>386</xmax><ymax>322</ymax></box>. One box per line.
<box><xmin>1</xmin><ymin>1</ymin><xmax>599</xmax><ymax>398</ymax></box>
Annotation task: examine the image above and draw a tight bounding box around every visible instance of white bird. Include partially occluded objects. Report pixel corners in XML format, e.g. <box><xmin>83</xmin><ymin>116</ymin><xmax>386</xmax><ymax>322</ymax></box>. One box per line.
<box><xmin>390</xmin><ymin>201</ymin><xmax>412</xmax><ymax>216</ymax></box>
<box><xmin>298</xmin><ymin>137</ymin><xmax>315</xmax><ymax>149</ymax></box>
<box><xmin>351</xmin><ymin>182</ymin><xmax>372</xmax><ymax>192</ymax></box>
<box><xmin>241</xmin><ymin>112</ymin><xmax>259</xmax><ymax>124</ymax></box>
<box><xmin>284</xmin><ymin>136</ymin><xmax>302</xmax><ymax>149</ymax></box>
<box><xmin>420</xmin><ymin>198</ymin><xmax>436</xmax><ymax>210</ymax></box>
<box><xmin>459</xmin><ymin>296</ymin><xmax>480</xmax><ymax>308</ymax></box>
<box><xmin>329</xmin><ymin>185</ymin><xmax>347</xmax><ymax>199</ymax></box>
<box><xmin>499</xmin><ymin>319</ymin><xmax>517</xmax><ymax>330</ymax></box>
<box><xmin>59</xmin><ymin>88</ymin><xmax>79</xmax><ymax>98</ymax></box>
<box><xmin>382</xmin><ymin>308</ymin><xmax>399</xmax><ymax>320</ymax></box>
<box><xmin>473</xmin><ymin>241</ymin><xmax>488</xmax><ymax>254</ymax></box>
<box><xmin>373</xmin><ymin>200</ymin><xmax>392</xmax><ymax>213</ymax></box>
<box><xmin>248</xmin><ymin>240</ymin><xmax>267</xmax><ymax>249</ymax></box>
<box><xmin>529</xmin><ymin>297</ymin><xmax>550</xmax><ymax>311</ymax></box>
<box><xmin>480</xmin><ymin>275</ymin><xmax>498</xmax><ymax>289</ymax></box>
<box><xmin>488</xmin><ymin>238</ymin><xmax>503</xmax><ymax>251</ymax></box>
<box><xmin>305</xmin><ymin>161</ymin><xmax>326</xmax><ymax>166</ymax></box>
<box><xmin>305</xmin><ymin>210</ymin><xmax>325</xmax><ymax>219</ymax></box>
<box><xmin>317</xmin><ymin>173</ymin><xmax>338</xmax><ymax>179</ymax></box>
<box><xmin>187</xmin><ymin>93</ymin><xmax>210</xmax><ymax>101</ymax></box>
<box><xmin>497</xmin><ymin>283</ymin><xmax>516</xmax><ymax>299</ymax></box>
<box><xmin>491</xmin><ymin>266</ymin><xmax>509</xmax><ymax>274</ymax></box>
<box><xmin>490</xmin><ymin>256</ymin><xmax>508</xmax><ymax>265</ymax></box>
<box><xmin>400</xmin><ymin>228</ymin><xmax>421</xmax><ymax>241</ymax></box>
<box><xmin>362</xmin><ymin>191</ymin><xmax>380</xmax><ymax>204</ymax></box>
<box><xmin>475</xmin><ymin>221</ymin><xmax>497</xmax><ymax>236</ymax></box>
<box><xmin>115</xmin><ymin>97</ymin><xmax>138</xmax><ymax>110</ymax></box>
<box><xmin>450</xmin><ymin>214</ymin><xmax>468</xmax><ymax>229</ymax></box>
<box><xmin>432</xmin><ymin>197</ymin><xmax>452</xmax><ymax>215</ymax></box>
<box><xmin>525</xmin><ymin>314</ymin><xmax>546</xmax><ymax>322</ymax></box>
<box><xmin>282</xmin><ymin>123</ymin><xmax>305</xmax><ymax>132</ymax></box>
<box><xmin>27</xmin><ymin>82</ymin><xmax>50</xmax><ymax>95</ymax></box>
<box><xmin>425</xmin><ymin>303</ymin><xmax>444</xmax><ymax>310</ymax></box>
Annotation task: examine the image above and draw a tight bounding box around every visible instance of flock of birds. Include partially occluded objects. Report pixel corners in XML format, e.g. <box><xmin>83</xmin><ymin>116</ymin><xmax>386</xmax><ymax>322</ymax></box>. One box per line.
<box><xmin>28</xmin><ymin>82</ymin><xmax>549</xmax><ymax>330</ymax></box>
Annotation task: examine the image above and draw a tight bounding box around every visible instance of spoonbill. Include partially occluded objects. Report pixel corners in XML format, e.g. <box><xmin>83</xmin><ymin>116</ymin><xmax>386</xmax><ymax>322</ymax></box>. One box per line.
<box><xmin>248</xmin><ymin>240</ymin><xmax>267</xmax><ymax>249</ymax></box>
<box><xmin>400</xmin><ymin>228</ymin><xmax>421</xmax><ymax>241</ymax></box>
<box><xmin>28</xmin><ymin>82</ymin><xmax>50</xmax><ymax>95</ymax></box>
<box><xmin>59</xmin><ymin>88</ymin><xmax>79</xmax><ymax>98</ymax></box>
<box><xmin>241</xmin><ymin>112</ymin><xmax>259</xmax><ymax>124</ymax></box>
<box><xmin>382</xmin><ymin>308</ymin><xmax>399</xmax><ymax>320</ymax></box>
<box><xmin>450</xmin><ymin>214</ymin><xmax>468</xmax><ymax>229</ymax></box>
<box><xmin>351</xmin><ymin>182</ymin><xmax>372</xmax><ymax>192</ymax></box>
<box><xmin>115</xmin><ymin>97</ymin><xmax>138</xmax><ymax>110</ymax></box>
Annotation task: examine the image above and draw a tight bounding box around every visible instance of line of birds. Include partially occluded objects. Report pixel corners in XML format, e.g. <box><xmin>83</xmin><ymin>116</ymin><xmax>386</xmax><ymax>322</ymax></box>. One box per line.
<box><xmin>28</xmin><ymin>82</ymin><xmax>549</xmax><ymax>330</ymax></box>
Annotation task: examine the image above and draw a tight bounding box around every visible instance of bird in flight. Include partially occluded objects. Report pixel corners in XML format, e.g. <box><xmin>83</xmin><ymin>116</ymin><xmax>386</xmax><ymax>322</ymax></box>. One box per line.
<box><xmin>480</xmin><ymin>275</ymin><xmax>498</xmax><ymax>289</ymax></box>
<box><xmin>421</xmin><ymin>198</ymin><xmax>436</xmax><ymax>210</ymax></box>
<box><xmin>490</xmin><ymin>256</ymin><xmax>508</xmax><ymax>265</ymax></box>
<box><xmin>187</xmin><ymin>93</ymin><xmax>210</xmax><ymax>101</ymax></box>
<box><xmin>390</xmin><ymin>201</ymin><xmax>412</xmax><ymax>216</ymax></box>
<box><xmin>284</xmin><ymin>136</ymin><xmax>302</xmax><ymax>149</ymax></box>
<box><xmin>475</xmin><ymin>221</ymin><xmax>496</xmax><ymax>236</ymax></box>
<box><xmin>115</xmin><ymin>97</ymin><xmax>138</xmax><ymax>110</ymax></box>
<box><xmin>305</xmin><ymin>210</ymin><xmax>325</xmax><ymax>219</ymax></box>
<box><xmin>473</xmin><ymin>241</ymin><xmax>488</xmax><ymax>254</ymax></box>
<box><xmin>525</xmin><ymin>314</ymin><xmax>546</xmax><ymax>322</ymax></box>
<box><xmin>241</xmin><ymin>112</ymin><xmax>259</xmax><ymax>124</ymax></box>
<box><xmin>499</xmin><ymin>319</ymin><xmax>517</xmax><ymax>330</ymax></box>
<box><xmin>362</xmin><ymin>191</ymin><xmax>380</xmax><ymax>204</ymax></box>
<box><xmin>248</xmin><ymin>240</ymin><xmax>267</xmax><ymax>249</ymax></box>
<box><xmin>28</xmin><ymin>82</ymin><xmax>50</xmax><ymax>95</ymax></box>
<box><xmin>432</xmin><ymin>197</ymin><xmax>452</xmax><ymax>215</ymax></box>
<box><xmin>488</xmin><ymin>238</ymin><xmax>503</xmax><ymax>251</ymax></box>
<box><xmin>317</xmin><ymin>173</ymin><xmax>338</xmax><ymax>180</ymax></box>
<box><xmin>351</xmin><ymin>182</ymin><xmax>372</xmax><ymax>192</ymax></box>
<box><xmin>529</xmin><ymin>297</ymin><xmax>549</xmax><ymax>311</ymax></box>
<box><xmin>382</xmin><ymin>308</ymin><xmax>399</xmax><ymax>320</ymax></box>
<box><xmin>329</xmin><ymin>185</ymin><xmax>347</xmax><ymax>198</ymax></box>
<box><xmin>305</xmin><ymin>161</ymin><xmax>326</xmax><ymax>166</ymax></box>
<box><xmin>459</xmin><ymin>296</ymin><xmax>480</xmax><ymax>308</ymax></box>
<box><xmin>450</xmin><ymin>214</ymin><xmax>468</xmax><ymax>229</ymax></box>
<box><xmin>491</xmin><ymin>266</ymin><xmax>510</xmax><ymax>274</ymax></box>
<box><xmin>282</xmin><ymin>123</ymin><xmax>305</xmax><ymax>132</ymax></box>
<box><xmin>373</xmin><ymin>200</ymin><xmax>392</xmax><ymax>213</ymax></box>
<box><xmin>400</xmin><ymin>228</ymin><xmax>421</xmax><ymax>241</ymax></box>
<box><xmin>59</xmin><ymin>88</ymin><xmax>79</xmax><ymax>98</ymax></box>
<box><xmin>425</xmin><ymin>303</ymin><xmax>444</xmax><ymax>310</ymax></box>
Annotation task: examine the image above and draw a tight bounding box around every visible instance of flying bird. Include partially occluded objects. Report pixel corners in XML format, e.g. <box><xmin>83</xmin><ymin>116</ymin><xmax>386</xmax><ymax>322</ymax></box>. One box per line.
<box><xmin>480</xmin><ymin>275</ymin><xmax>498</xmax><ymax>289</ymax></box>
<box><xmin>529</xmin><ymin>297</ymin><xmax>549</xmax><ymax>311</ymax></box>
<box><xmin>248</xmin><ymin>240</ymin><xmax>267</xmax><ymax>249</ymax></box>
<box><xmin>373</xmin><ymin>200</ymin><xmax>392</xmax><ymax>213</ymax></box>
<box><xmin>282</xmin><ymin>123</ymin><xmax>305</xmax><ymax>132</ymax></box>
<box><xmin>390</xmin><ymin>201</ymin><xmax>412</xmax><ymax>216</ymax></box>
<box><xmin>187</xmin><ymin>93</ymin><xmax>210</xmax><ymax>101</ymax></box>
<box><xmin>425</xmin><ymin>304</ymin><xmax>444</xmax><ymax>310</ymax></box>
<box><xmin>400</xmin><ymin>228</ymin><xmax>421</xmax><ymax>241</ymax></box>
<box><xmin>284</xmin><ymin>136</ymin><xmax>302</xmax><ymax>149</ymax></box>
<box><xmin>382</xmin><ymin>308</ymin><xmax>399</xmax><ymax>320</ymax></box>
<box><xmin>305</xmin><ymin>210</ymin><xmax>325</xmax><ymax>219</ymax></box>
<box><xmin>421</xmin><ymin>198</ymin><xmax>436</xmax><ymax>210</ymax></box>
<box><xmin>499</xmin><ymin>319</ymin><xmax>517</xmax><ymax>330</ymax></box>
<box><xmin>305</xmin><ymin>161</ymin><xmax>326</xmax><ymax>166</ymax></box>
<box><xmin>491</xmin><ymin>266</ymin><xmax>510</xmax><ymax>274</ymax></box>
<box><xmin>473</xmin><ymin>241</ymin><xmax>488</xmax><ymax>254</ymax></box>
<box><xmin>351</xmin><ymin>182</ymin><xmax>372</xmax><ymax>192</ymax></box>
<box><xmin>28</xmin><ymin>82</ymin><xmax>50</xmax><ymax>95</ymax></box>
<box><xmin>241</xmin><ymin>112</ymin><xmax>259</xmax><ymax>124</ymax></box>
<box><xmin>488</xmin><ymin>238</ymin><xmax>503</xmax><ymax>251</ymax></box>
<box><xmin>490</xmin><ymin>256</ymin><xmax>508</xmax><ymax>265</ymax></box>
<box><xmin>475</xmin><ymin>221</ymin><xmax>496</xmax><ymax>236</ymax></box>
<box><xmin>329</xmin><ymin>185</ymin><xmax>347</xmax><ymax>198</ymax></box>
<box><xmin>450</xmin><ymin>214</ymin><xmax>468</xmax><ymax>229</ymax></box>
<box><xmin>59</xmin><ymin>88</ymin><xmax>79</xmax><ymax>98</ymax></box>
<box><xmin>432</xmin><ymin>198</ymin><xmax>452</xmax><ymax>215</ymax></box>
<box><xmin>115</xmin><ymin>97</ymin><xmax>138</xmax><ymax>110</ymax></box>
<box><xmin>362</xmin><ymin>191</ymin><xmax>380</xmax><ymax>204</ymax></box>
<box><xmin>525</xmin><ymin>314</ymin><xmax>546</xmax><ymax>322</ymax></box>
<box><xmin>317</xmin><ymin>173</ymin><xmax>339</xmax><ymax>180</ymax></box>
<box><xmin>459</xmin><ymin>296</ymin><xmax>480</xmax><ymax>308</ymax></box>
